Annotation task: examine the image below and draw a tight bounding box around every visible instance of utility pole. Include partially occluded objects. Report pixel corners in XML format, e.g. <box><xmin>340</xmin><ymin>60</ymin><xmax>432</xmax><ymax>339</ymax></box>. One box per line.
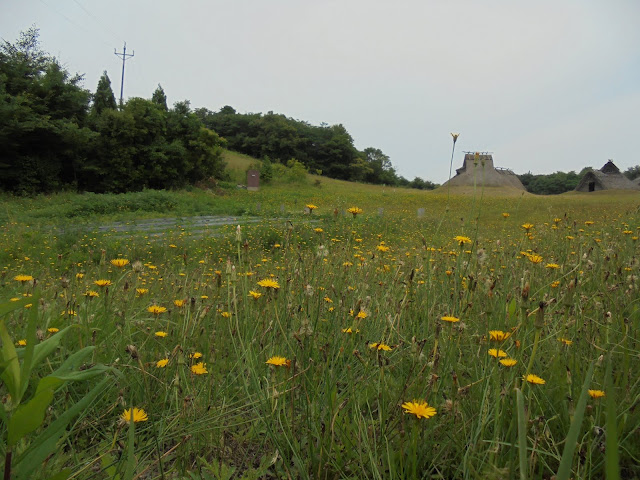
<box><xmin>114</xmin><ymin>42</ymin><xmax>134</xmax><ymax>106</ymax></box>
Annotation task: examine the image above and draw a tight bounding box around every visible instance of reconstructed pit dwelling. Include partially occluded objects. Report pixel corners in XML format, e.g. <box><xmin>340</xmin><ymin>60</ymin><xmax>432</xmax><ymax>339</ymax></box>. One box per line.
<box><xmin>442</xmin><ymin>153</ymin><xmax>525</xmax><ymax>190</ymax></box>
<box><xmin>574</xmin><ymin>160</ymin><xmax>640</xmax><ymax>192</ymax></box>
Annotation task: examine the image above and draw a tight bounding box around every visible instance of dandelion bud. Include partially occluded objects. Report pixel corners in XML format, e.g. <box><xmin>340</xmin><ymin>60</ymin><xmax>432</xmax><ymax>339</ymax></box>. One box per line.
<box><xmin>521</xmin><ymin>282</ymin><xmax>530</xmax><ymax>300</ymax></box>
<box><xmin>225</xmin><ymin>257</ymin><xmax>232</xmax><ymax>274</ymax></box>
<box><xmin>236</xmin><ymin>225</ymin><xmax>242</xmax><ymax>242</ymax></box>
<box><xmin>60</xmin><ymin>276</ymin><xmax>69</xmax><ymax>289</ymax></box>
<box><xmin>125</xmin><ymin>344</ymin><xmax>138</xmax><ymax>359</ymax></box>
<box><xmin>243</xmin><ymin>239</ymin><xmax>249</xmax><ymax>252</ymax></box>
<box><xmin>534</xmin><ymin>302</ymin><xmax>545</xmax><ymax>329</ymax></box>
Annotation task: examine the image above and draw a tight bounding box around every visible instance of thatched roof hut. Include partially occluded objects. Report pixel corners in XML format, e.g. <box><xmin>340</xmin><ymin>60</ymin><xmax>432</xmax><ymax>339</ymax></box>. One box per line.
<box><xmin>575</xmin><ymin>161</ymin><xmax>639</xmax><ymax>192</ymax></box>
<box><xmin>442</xmin><ymin>153</ymin><xmax>525</xmax><ymax>190</ymax></box>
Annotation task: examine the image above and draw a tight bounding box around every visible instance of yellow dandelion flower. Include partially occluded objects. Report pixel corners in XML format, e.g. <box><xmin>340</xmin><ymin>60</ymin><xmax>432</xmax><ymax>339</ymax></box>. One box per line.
<box><xmin>401</xmin><ymin>400</ymin><xmax>437</xmax><ymax>419</ymax></box>
<box><xmin>369</xmin><ymin>342</ymin><xmax>392</xmax><ymax>351</ymax></box>
<box><xmin>502</xmin><ymin>212</ymin><xmax>510</xmax><ymax>218</ymax></box>
<box><xmin>257</xmin><ymin>278</ymin><xmax>280</xmax><ymax>289</ymax></box>
<box><xmin>376</xmin><ymin>244</ymin><xmax>390</xmax><ymax>252</ymax></box>
<box><xmin>347</xmin><ymin>206</ymin><xmax>363</xmax><ymax>217</ymax></box>
<box><xmin>499</xmin><ymin>358</ymin><xmax>517</xmax><ymax>367</ymax></box>
<box><xmin>120</xmin><ymin>407</ymin><xmax>148</xmax><ymax>423</ymax></box>
<box><xmin>47</xmin><ymin>327</ymin><xmax>59</xmax><ymax>333</ymax></box>
<box><xmin>155</xmin><ymin>331</ymin><xmax>168</xmax><ymax>338</ymax></box>
<box><xmin>148</xmin><ymin>305</ymin><xmax>167</xmax><ymax>315</ymax></box>
<box><xmin>551</xmin><ymin>280</ymin><xmax>560</xmax><ymax>288</ymax></box>
<box><xmin>14</xmin><ymin>274</ymin><xmax>34</xmax><ymax>283</ymax></box>
<box><xmin>488</xmin><ymin>348</ymin><xmax>508</xmax><ymax>358</ymax></box>
<box><xmin>441</xmin><ymin>316</ymin><xmax>460</xmax><ymax>323</ymax></box>
<box><xmin>16</xmin><ymin>339</ymin><xmax>27</xmax><ymax>346</ymax></box>
<box><xmin>528</xmin><ymin>255</ymin><xmax>543</xmax><ymax>264</ymax></box>
<box><xmin>174</xmin><ymin>299</ymin><xmax>186</xmax><ymax>307</ymax></box>
<box><xmin>136</xmin><ymin>288</ymin><xmax>149</xmax><ymax>295</ymax></box>
<box><xmin>85</xmin><ymin>290</ymin><xmax>99</xmax><ymax>298</ymax></box>
<box><xmin>521</xmin><ymin>223</ymin><xmax>534</xmax><ymax>231</ymax></box>
<box><xmin>489</xmin><ymin>330</ymin><xmax>511</xmax><ymax>342</ymax></box>
<box><xmin>356</xmin><ymin>311</ymin><xmax>368</xmax><ymax>319</ymax></box>
<box><xmin>191</xmin><ymin>362</ymin><xmax>208</xmax><ymax>375</ymax></box>
<box><xmin>524</xmin><ymin>374</ymin><xmax>546</xmax><ymax>385</ymax></box>
<box><xmin>220</xmin><ymin>311</ymin><xmax>230</xmax><ymax>318</ymax></box>
<box><xmin>454</xmin><ymin>236</ymin><xmax>472</xmax><ymax>246</ymax></box>
<box><xmin>306</xmin><ymin>204</ymin><xmax>318</xmax><ymax>211</ymax></box>
<box><xmin>94</xmin><ymin>279</ymin><xmax>112</xmax><ymax>288</ymax></box>
<box><xmin>156</xmin><ymin>358</ymin><xmax>169</xmax><ymax>368</ymax></box>
<box><xmin>266</xmin><ymin>356</ymin><xmax>289</xmax><ymax>366</ymax></box>
<box><xmin>110</xmin><ymin>259</ymin><xmax>129</xmax><ymax>268</ymax></box>
<box><xmin>558</xmin><ymin>338</ymin><xmax>572</xmax><ymax>346</ymax></box>
<box><xmin>190</xmin><ymin>352</ymin><xmax>203</xmax><ymax>359</ymax></box>
<box><xmin>588</xmin><ymin>389</ymin><xmax>605</xmax><ymax>398</ymax></box>
<box><xmin>248</xmin><ymin>290</ymin><xmax>262</xmax><ymax>299</ymax></box>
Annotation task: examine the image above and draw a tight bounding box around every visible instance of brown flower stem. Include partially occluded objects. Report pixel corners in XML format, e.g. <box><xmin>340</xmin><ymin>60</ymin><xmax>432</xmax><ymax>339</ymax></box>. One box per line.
<box><xmin>4</xmin><ymin>450</ymin><xmax>11</xmax><ymax>480</ymax></box>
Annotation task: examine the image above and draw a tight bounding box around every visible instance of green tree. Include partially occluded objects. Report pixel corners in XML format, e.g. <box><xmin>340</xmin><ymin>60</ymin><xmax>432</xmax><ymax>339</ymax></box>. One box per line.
<box><xmin>0</xmin><ymin>27</ymin><xmax>93</xmax><ymax>194</ymax></box>
<box><xmin>151</xmin><ymin>84</ymin><xmax>168</xmax><ymax>111</ymax></box>
<box><xmin>624</xmin><ymin>165</ymin><xmax>640</xmax><ymax>180</ymax></box>
<box><xmin>91</xmin><ymin>71</ymin><xmax>117</xmax><ymax>116</ymax></box>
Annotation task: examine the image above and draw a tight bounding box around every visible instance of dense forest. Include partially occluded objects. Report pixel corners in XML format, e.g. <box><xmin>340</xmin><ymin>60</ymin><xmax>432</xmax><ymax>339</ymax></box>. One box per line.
<box><xmin>1</xmin><ymin>28</ymin><xmax>637</xmax><ymax>196</ymax></box>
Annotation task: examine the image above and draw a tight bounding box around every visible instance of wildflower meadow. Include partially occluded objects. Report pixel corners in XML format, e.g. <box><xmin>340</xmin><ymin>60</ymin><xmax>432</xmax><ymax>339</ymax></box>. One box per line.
<box><xmin>1</xmin><ymin>183</ymin><xmax>639</xmax><ymax>479</ymax></box>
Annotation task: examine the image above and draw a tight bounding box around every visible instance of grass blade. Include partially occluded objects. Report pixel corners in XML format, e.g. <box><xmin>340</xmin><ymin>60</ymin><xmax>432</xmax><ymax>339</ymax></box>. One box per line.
<box><xmin>556</xmin><ymin>360</ymin><xmax>595</xmax><ymax>480</ymax></box>
<box><xmin>515</xmin><ymin>387</ymin><xmax>528</xmax><ymax>480</ymax></box>
<box><xmin>605</xmin><ymin>355</ymin><xmax>620</xmax><ymax>480</ymax></box>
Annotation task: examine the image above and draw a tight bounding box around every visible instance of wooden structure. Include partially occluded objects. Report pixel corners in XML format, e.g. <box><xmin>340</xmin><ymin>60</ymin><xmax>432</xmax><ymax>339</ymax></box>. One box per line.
<box><xmin>247</xmin><ymin>169</ymin><xmax>260</xmax><ymax>191</ymax></box>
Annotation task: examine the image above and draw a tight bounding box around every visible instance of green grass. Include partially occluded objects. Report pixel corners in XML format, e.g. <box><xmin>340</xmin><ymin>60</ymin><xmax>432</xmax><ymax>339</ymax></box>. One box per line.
<box><xmin>1</xmin><ymin>157</ymin><xmax>640</xmax><ymax>479</ymax></box>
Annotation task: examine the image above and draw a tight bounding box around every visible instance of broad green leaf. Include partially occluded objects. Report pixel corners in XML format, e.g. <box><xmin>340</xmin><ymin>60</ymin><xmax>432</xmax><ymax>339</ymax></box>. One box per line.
<box><xmin>27</xmin><ymin>325</ymin><xmax>75</xmax><ymax>372</ymax></box>
<box><xmin>507</xmin><ymin>298</ymin><xmax>517</xmax><ymax>318</ymax></box>
<box><xmin>43</xmin><ymin>469</ymin><xmax>71</xmax><ymax>480</ymax></box>
<box><xmin>0</xmin><ymin>319</ymin><xmax>21</xmax><ymax>402</ymax></box>
<box><xmin>14</xmin><ymin>377</ymin><xmax>111</xmax><ymax>479</ymax></box>
<box><xmin>8</xmin><ymin>385</ymin><xmax>55</xmax><ymax>446</ymax></box>
<box><xmin>101</xmin><ymin>453</ymin><xmax>121</xmax><ymax>480</ymax></box>
<box><xmin>51</xmin><ymin>345</ymin><xmax>95</xmax><ymax>375</ymax></box>
<box><xmin>555</xmin><ymin>361</ymin><xmax>595</xmax><ymax>480</ymax></box>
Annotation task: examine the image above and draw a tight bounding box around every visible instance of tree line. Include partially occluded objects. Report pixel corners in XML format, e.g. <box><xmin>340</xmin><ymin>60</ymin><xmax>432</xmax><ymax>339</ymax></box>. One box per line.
<box><xmin>1</xmin><ymin>28</ymin><xmax>436</xmax><ymax>195</ymax></box>
<box><xmin>0</xmin><ymin>28</ymin><xmax>226</xmax><ymax>195</ymax></box>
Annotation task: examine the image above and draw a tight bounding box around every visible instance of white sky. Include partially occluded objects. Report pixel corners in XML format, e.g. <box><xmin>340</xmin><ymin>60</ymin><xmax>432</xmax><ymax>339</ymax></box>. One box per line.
<box><xmin>3</xmin><ymin>0</ymin><xmax>640</xmax><ymax>183</ymax></box>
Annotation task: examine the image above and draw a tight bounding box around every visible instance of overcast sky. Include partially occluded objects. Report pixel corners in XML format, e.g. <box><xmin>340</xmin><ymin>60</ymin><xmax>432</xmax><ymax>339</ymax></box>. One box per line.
<box><xmin>3</xmin><ymin>0</ymin><xmax>640</xmax><ymax>183</ymax></box>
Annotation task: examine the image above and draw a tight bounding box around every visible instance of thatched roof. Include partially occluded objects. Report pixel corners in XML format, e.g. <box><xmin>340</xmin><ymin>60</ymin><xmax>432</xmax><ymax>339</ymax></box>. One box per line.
<box><xmin>575</xmin><ymin>161</ymin><xmax>639</xmax><ymax>192</ymax></box>
<box><xmin>442</xmin><ymin>154</ymin><xmax>525</xmax><ymax>189</ymax></box>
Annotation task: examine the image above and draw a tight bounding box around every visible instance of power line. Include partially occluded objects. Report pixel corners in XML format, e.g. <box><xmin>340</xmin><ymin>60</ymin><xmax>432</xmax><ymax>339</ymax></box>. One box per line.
<box><xmin>38</xmin><ymin>0</ymin><xmax>113</xmax><ymax>49</ymax></box>
<box><xmin>71</xmin><ymin>0</ymin><xmax>124</xmax><ymax>44</ymax></box>
<box><xmin>114</xmin><ymin>42</ymin><xmax>134</xmax><ymax>106</ymax></box>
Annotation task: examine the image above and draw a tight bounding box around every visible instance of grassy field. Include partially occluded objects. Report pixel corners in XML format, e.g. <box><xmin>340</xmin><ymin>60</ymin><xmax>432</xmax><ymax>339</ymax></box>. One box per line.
<box><xmin>1</xmin><ymin>156</ymin><xmax>640</xmax><ymax>479</ymax></box>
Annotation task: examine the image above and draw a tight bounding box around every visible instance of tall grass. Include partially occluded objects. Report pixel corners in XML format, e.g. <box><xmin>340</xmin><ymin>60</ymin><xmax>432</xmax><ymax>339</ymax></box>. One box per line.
<box><xmin>1</xmin><ymin>183</ymin><xmax>639</xmax><ymax>479</ymax></box>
